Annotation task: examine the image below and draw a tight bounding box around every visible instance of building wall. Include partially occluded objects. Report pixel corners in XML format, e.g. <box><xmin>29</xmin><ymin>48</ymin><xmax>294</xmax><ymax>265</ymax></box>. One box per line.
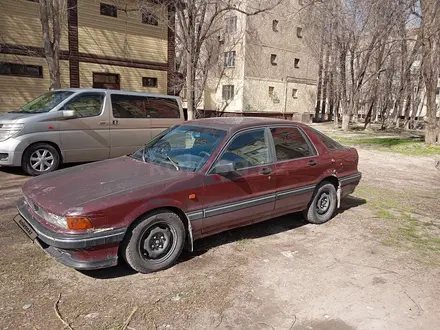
<box><xmin>79</xmin><ymin>62</ymin><xmax>167</xmax><ymax>94</ymax></box>
<box><xmin>204</xmin><ymin>0</ymin><xmax>319</xmax><ymax>119</ymax></box>
<box><xmin>0</xmin><ymin>54</ymin><xmax>70</xmax><ymax>112</ymax></box>
<box><xmin>0</xmin><ymin>0</ymin><xmax>69</xmax><ymax>50</ymax></box>
<box><xmin>77</xmin><ymin>0</ymin><xmax>168</xmax><ymax>63</ymax></box>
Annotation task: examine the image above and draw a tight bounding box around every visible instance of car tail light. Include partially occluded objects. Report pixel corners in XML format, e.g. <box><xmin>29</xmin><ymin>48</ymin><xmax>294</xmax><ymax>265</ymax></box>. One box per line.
<box><xmin>67</xmin><ymin>216</ymin><xmax>93</xmax><ymax>230</ymax></box>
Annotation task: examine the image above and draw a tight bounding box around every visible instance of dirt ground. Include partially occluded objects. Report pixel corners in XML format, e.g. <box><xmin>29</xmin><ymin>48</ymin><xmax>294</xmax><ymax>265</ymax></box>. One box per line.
<box><xmin>1</xmin><ymin>124</ymin><xmax>439</xmax><ymax>330</ymax></box>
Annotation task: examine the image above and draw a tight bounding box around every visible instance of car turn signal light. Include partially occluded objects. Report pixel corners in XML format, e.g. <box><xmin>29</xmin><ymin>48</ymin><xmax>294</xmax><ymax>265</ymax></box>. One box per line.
<box><xmin>67</xmin><ymin>216</ymin><xmax>93</xmax><ymax>230</ymax></box>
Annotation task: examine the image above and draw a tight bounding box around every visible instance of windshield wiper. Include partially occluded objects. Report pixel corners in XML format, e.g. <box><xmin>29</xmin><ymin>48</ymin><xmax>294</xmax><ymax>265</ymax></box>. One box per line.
<box><xmin>166</xmin><ymin>156</ymin><xmax>180</xmax><ymax>171</ymax></box>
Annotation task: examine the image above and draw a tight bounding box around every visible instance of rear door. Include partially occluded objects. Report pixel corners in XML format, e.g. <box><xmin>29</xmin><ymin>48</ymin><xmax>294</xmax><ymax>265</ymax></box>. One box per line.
<box><xmin>58</xmin><ymin>92</ymin><xmax>110</xmax><ymax>162</ymax></box>
<box><xmin>270</xmin><ymin>126</ymin><xmax>324</xmax><ymax>215</ymax></box>
<box><xmin>201</xmin><ymin>128</ymin><xmax>276</xmax><ymax>236</ymax></box>
<box><xmin>109</xmin><ymin>93</ymin><xmax>152</xmax><ymax>158</ymax></box>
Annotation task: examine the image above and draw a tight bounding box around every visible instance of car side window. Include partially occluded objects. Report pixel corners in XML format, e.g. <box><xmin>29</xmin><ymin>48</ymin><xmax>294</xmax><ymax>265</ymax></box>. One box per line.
<box><xmin>61</xmin><ymin>93</ymin><xmax>104</xmax><ymax>118</ymax></box>
<box><xmin>271</xmin><ymin>127</ymin><xmax>316</xmax><ymax>161</ymax></box>
<box><xmin>111</xmin><ymin>94</ymin><xmax>148</xmax><ymax>118</ymax></box>
<box><xmin>217</xmin><ymin>129</ymin><xmax>270</xmax><ymax>170</ymax></box>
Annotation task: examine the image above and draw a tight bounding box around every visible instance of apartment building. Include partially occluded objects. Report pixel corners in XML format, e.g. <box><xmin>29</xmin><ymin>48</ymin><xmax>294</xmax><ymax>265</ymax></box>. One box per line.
<box><xmin>0</xmin><ymin>0</ymin><xmax>174</xmax><ymax>113</ymax></box>
<box><xmin>203</xmin><ymin>0</ymin><xmax>319</xmax><ymax>121</ymax></box>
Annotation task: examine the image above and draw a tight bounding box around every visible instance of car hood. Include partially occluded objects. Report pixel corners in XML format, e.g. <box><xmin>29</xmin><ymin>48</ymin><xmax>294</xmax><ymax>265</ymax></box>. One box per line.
<box><xmin>22</xmin><ymin>157</ymin><xmax>190</xmax><ymax>214</ymax></box>
<box><xmin>0</xmin><ymin>112</ymin><xmax>36</xmax><ymax>123</ymax></box>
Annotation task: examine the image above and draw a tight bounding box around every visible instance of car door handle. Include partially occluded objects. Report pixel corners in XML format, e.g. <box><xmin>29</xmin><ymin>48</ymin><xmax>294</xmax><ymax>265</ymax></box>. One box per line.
<box><xmin>260</xmin><ymin>168</ymin><xmax>272</xmax><ymax>175</ymax></box>
<box><xmin>98</xmin><ymin>121</ymin><xmax>107</xmax><ymax>125</ymax></box>
<box><xmin>308</xmin><ymin>160</ymin><xmax>318</xmax><ymax>167</ymax></box>
<box><xmin>112</xmin><ymin>120</ymin><xmax>119</xmax><ymax>125</ymax></box>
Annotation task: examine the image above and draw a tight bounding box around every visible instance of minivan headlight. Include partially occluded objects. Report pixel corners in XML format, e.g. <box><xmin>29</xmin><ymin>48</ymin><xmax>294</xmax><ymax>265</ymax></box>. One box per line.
<box><xmin>0</xmin><ymin>123</ymin><xmax>24</xmax><ymax>142</ymax></box>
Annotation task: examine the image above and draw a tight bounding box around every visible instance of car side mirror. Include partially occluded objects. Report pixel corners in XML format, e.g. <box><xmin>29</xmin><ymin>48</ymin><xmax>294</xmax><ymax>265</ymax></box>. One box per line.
<box><xmin>212</xmin><ymin>160</ymin><xmax>236</xmax><ymax>175</ymax></box>
<box><xmin>60</xmin><ymin>110</ymin><xmax>77</xmax><ymax>119</ymax></box>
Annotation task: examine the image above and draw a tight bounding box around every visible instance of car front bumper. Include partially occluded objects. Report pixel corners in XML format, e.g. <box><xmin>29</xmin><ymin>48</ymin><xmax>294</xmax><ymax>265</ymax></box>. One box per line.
<box><xmin>0</xmin><ymin>137</ymin><xmax>23</xmax><ymax>167</ymax></box>
<box><xmin>15</xmin><ymin>198</ymin><xmax>126</xmax><ymax>270</ymax></box>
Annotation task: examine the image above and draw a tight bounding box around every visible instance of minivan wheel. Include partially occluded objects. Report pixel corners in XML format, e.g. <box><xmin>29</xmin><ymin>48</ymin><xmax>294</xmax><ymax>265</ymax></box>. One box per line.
<box><xmin>304</xmin><ymin>182</ymin><xmax>337</xmax><ymax>224</ymax></box>
<box><xmin>22</xmin><ymin>143</ymin><xmax>61</xmax><ymax>176</ymax></box>
<box><xmin>122</xmin><ymin>210</ymin><xmax>186</xmax><ymax>273</ymax></box>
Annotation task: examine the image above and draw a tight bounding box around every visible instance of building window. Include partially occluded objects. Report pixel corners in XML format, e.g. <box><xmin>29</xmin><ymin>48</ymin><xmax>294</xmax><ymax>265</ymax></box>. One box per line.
<box><xmin>225</xmin><ymin>16</ymin><xmax>237</xmax><ymax>33</ymax></box>
<box><xmin>222</xmin><ymin>85</ymin><xmax>235</xmax><ymax>101</ymax></box>
<box><xmin>142</xmin><ymin>77</ymin><xmax>158</xmax><ymax>87</ymax></box>
<box><xmin>93</xmin><ymin>72</ymin><xmax>120</xmax><ymax>89</ymax></box>
<box><xmin>100</xmin><ymin>3</ymin><xmax>117</xmax><ymax>17</ymax></box>
<box><xmin>272</xmin><ymin>20</ymin><xmax>279</xmax><ymax>32</ymax></box>
<box><xmin>297</xmin><ymin>27</ymin><xmax>303</xmax><ymax>38</ymax></box>
<box><xmin>271</xmin><ymin>54</ymin><xmax>278</xmax><ymax>66</ymax></box>
<box><xmin>224</xmin><ymin>51</ymin><xmax>236</xmax><ymax>68</ymax></box>
<box><xmin>292</xmin><ymin>88</ymin><xmax>298</xmax><ymax>98</ymax></box>
<box><xmin>25</xmin><ymin>0</ymin><xmax>39</xmax><ymax>2</ymax></box>
<box><xmin>0</xmin><ymin>62</ymin><xmax>43</xmax><ymax>78</ymax></box>
<box><xmin>142</xmin><ymin>12</ymin><xmax>158</xmax><ymax>26</ymax></box>
<box><xmin>269</xmin><ymin>86</ymin><xmax>274</xmax><ymax>98</ymax></box>
<box><xmin>294</xmin><ymin>58</ymin><xmax>300</xmax><ymax>68</ymax></box>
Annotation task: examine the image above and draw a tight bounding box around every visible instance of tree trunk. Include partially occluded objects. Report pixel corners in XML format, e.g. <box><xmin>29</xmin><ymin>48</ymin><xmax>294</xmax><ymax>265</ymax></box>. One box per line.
<box><xmin>40</xmin><ymin>0</ymin><xmax>62</xmax><ymax>90</ymax></box>
<box><xmin>342</xmin><ymin>113</ymin><xmax>350</xmax><ymax>131</ymax></box>
<box><xmin>315</xmin><ymin>31</ymin><xmax>326</xmax><ymax>122</ymax></box>
<box><xmin>186</xmin><ymin>54</ymin><xmax>195</xmax><ymax>120</ymax></box>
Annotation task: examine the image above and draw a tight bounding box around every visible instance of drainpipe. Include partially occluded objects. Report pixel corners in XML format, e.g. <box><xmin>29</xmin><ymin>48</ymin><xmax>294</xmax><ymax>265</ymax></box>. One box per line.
<box><xmin>284</xmin><ymin>76</ymin><xmax>295</xmax><ymax>119</ymax></box>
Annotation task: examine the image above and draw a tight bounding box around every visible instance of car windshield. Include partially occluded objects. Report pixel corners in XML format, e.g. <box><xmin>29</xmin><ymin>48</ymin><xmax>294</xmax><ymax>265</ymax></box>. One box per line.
<box><xmin>10</xmin><ymin>91</ymin><xmax>74</xmax><ymax>113</ymax></box>
<box><xmin>132</xmin><ymin>125</ymin><xmax>227</xmax><ymax>172</ymax></box>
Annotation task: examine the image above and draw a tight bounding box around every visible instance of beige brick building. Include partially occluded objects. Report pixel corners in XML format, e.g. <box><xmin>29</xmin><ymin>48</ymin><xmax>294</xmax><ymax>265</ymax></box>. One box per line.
<box><xmin>0</xmin><ymin>0</ymin><xmax>174</xmax><ymax>113</ymax></box>
<box><xmin>203</xmin><ymin>0</ymin><xmax>319</xmax><ymax>121</ymax></box>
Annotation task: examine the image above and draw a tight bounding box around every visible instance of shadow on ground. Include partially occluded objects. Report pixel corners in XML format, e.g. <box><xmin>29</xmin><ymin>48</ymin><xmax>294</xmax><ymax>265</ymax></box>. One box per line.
<box><xmin>82</xmin><ymin>196</ymin><xmax>367</xmax><ymax>280</ymax></box>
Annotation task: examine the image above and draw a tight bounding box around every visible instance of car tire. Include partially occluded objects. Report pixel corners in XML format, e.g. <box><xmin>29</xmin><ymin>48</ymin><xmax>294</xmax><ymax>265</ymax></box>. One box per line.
<box><xmin>304</xmin><ymin>182</ymin><xmax>337</xmax><ymax>224</ymax></box>
<box><xmin>122</xmin><ymin>210</ymin><xmax>186</xmax><ymax>273</ymax></box>
<box><xmin>22</xmin><ymin>143</ymin><xmax>61</xmax><ymax>176</ymax></box>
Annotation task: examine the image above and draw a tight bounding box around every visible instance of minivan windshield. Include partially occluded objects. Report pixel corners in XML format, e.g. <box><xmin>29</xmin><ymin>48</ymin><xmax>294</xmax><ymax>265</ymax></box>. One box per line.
<box><xmin>132</xmin><ymin>125</ymin><xmax>227</xmax><ymax>172</ymax></box>
<box><xmin>10</xmin><ymin>91</ymin><xmax>74</xmax><ymax>113</ymax></box>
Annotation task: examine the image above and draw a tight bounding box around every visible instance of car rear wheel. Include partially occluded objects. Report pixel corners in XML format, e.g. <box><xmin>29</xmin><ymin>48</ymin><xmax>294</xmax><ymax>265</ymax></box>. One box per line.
<box><xmin>304</xmin><ymin>182</ymin><xmax>337</xmax><ymax>224</ymax></box>
<box><xmin>22</xmin><ymin>143</ymin><xmax>61</xmax><ymax>176</ymax></box>
<box><xmin>122</xmin><ymin>210</ymin><xmax>186</xmax><ymax>273</ymax></box>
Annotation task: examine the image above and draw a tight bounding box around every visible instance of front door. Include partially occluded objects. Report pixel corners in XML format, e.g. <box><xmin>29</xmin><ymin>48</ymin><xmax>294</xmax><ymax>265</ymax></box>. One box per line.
<box><xmin>201</xmin><ymin>128</ymin><xmax>276</xmax><ymax>236</ymax></box>
<box><xmin>58</xmin><ymin>92</ymin><xmax>110</xmax><ymax>163</ymax></box>
<box><xmin>270</xmin><ymin>126</ymin><xmax>323</xmax><ymax>215</ymax></box>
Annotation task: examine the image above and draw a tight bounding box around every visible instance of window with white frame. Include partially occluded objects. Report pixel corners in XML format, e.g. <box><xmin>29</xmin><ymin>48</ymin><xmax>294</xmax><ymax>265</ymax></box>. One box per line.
<box><xmin>292</xmin><ymin>88</ymin><xmax>298</xmax><ymax>98</ymax></box>
<box><xmin>224</xmin><ymin>51</ymin><xmax>236</xmax><ymax>67</ymax></box>
<box><xmin>222</xmin><ymin>85</ymin><xmax>235</xmax><ymax>101</ymax></box>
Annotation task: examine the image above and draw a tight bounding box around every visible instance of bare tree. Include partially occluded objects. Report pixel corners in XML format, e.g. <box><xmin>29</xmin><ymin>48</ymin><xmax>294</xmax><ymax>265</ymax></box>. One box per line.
<box><xmin>39</xmin><ymin>0</ymin><xmax>66</xmax><ymax>90</ymax></box>
<box><xmin>420</xmin><ymin>0</ymin><xmax>440</xmax><ymax>144</ymax></box>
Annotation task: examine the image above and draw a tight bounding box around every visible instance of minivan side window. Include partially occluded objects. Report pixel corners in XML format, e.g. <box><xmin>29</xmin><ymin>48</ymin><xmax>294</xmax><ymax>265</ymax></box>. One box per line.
<box><xmin>271</xmin><ymin>127</ymin><xmax>316</xmax><ymax>161</ymax></box>
<box><xmin>111</xmin><ymin>94</ymin><xmax>148</xmax><ymax>118</ymax></box>
<box><xmin>111</xmin><ymin>94</ymin><xmax>180</xmax><ymax>119</ymax></box>
<box><xmin>217</xmin><ymin>129</ymin><xmax>269</xmax><ymax>170</ymax></box>
<box><xmin>147</xmin><ymin>97</ymin><xmax>180</xmax><ymax>118</ymax></box>
<box><xmin>61</xmin><ymin>93</ymin><xmax>104</xmax><ymax>118</ymax></box>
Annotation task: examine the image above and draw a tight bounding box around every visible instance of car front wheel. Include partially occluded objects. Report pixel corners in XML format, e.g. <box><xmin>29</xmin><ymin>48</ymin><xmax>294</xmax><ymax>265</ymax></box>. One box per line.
<box><xmin>22</xmin><ymin>143</ymin><xmax>61</xmax><ymax>176</ymax></box>
<box><xmin>304</xmin><ymin>182</ymin><xmax>337</xmax><ymax>224</ymax></box>
<box><xmin>122</xmin><ymin>210</ymin><xmax>186</xmax><ymax>273</ymax></box>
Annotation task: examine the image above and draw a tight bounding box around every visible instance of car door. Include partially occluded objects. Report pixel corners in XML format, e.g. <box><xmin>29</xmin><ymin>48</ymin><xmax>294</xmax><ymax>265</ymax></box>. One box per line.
<box><xmin>58</xmin><ymin>92</ymin><xmax>110</xmax><ymax>163</ymax></box>
<box><xmin>109</xmin><ymin>93</ymin><xmax>152</xmax><ymax>158</ymax></box>
<box><xmin>201</xmin><ymin>128</ymin><xmax>276</xmax><ymax>236</ymax></box>
<box><xmin>270</xmin><ymin>126</ymin><xmax>325</xmax><ymax>215</ymax></box>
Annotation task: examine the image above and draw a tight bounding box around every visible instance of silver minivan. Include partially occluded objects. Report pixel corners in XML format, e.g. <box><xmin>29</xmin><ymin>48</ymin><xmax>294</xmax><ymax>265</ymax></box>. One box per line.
<box><xmin>0</xmin><ymin>88</ymin><xmax>184</xmax><ymax>175</ymax></box>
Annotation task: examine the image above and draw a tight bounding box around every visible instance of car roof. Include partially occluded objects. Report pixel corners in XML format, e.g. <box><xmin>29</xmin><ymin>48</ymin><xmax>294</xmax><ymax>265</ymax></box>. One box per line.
<box><xmin>56</xmin><ymin>88</ymin><xmax>180</xmax><ymax>99</ymax></box>
<box><xmin>184</xmin><ymin>117</ymin><xmax>307</xmax><ymax>133</ymax></box>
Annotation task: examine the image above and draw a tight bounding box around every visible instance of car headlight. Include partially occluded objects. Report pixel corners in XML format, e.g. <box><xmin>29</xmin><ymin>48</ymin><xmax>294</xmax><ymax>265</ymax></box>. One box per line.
<box><xmin>43</xmin><ymin>210</ymin><xmax>93</xmax><ymax>230</ymax></box>
<box><xmin>43</xmin><ymin>210</ymin><xmax>68</xmax><ymax>229</ymax></box>
<box><xmin>0</xmin><ymin>123</ymin><xmax>24</xmax><ymax>142</ymax></box>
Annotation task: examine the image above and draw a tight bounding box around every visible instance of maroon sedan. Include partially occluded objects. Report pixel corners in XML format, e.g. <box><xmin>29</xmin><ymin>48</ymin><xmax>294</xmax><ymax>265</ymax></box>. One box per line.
<box><xmin>15</xmin><ymin>118</ymin><xmax>361</xmax><ymax>273</ymax></box>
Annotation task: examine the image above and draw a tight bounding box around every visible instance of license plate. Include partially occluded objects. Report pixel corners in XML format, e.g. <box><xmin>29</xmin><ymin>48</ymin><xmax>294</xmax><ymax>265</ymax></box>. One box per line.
<box><xmin>14</xmin><ymin>215</ymin><xmax>38</xmax><ymax>241</ymax></box>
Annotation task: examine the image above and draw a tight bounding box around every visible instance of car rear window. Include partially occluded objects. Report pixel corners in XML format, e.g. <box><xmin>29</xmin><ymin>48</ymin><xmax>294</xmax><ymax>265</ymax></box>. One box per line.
<box><xmin>111</xmin><ymin>94</ymin><xmax>180</xmax><ymax>119</ymax></box>
<box><xmin>312</xmin><ymin>129</ymin><xmax>345</xmax><ymax>151</ymax></box>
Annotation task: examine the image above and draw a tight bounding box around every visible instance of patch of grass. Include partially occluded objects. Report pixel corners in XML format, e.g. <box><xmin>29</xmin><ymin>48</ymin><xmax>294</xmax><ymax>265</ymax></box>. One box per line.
<box><xmin>333</xmin><ymin>136</ymin><xmax>440</xmax><ymax>156</ymax></box>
